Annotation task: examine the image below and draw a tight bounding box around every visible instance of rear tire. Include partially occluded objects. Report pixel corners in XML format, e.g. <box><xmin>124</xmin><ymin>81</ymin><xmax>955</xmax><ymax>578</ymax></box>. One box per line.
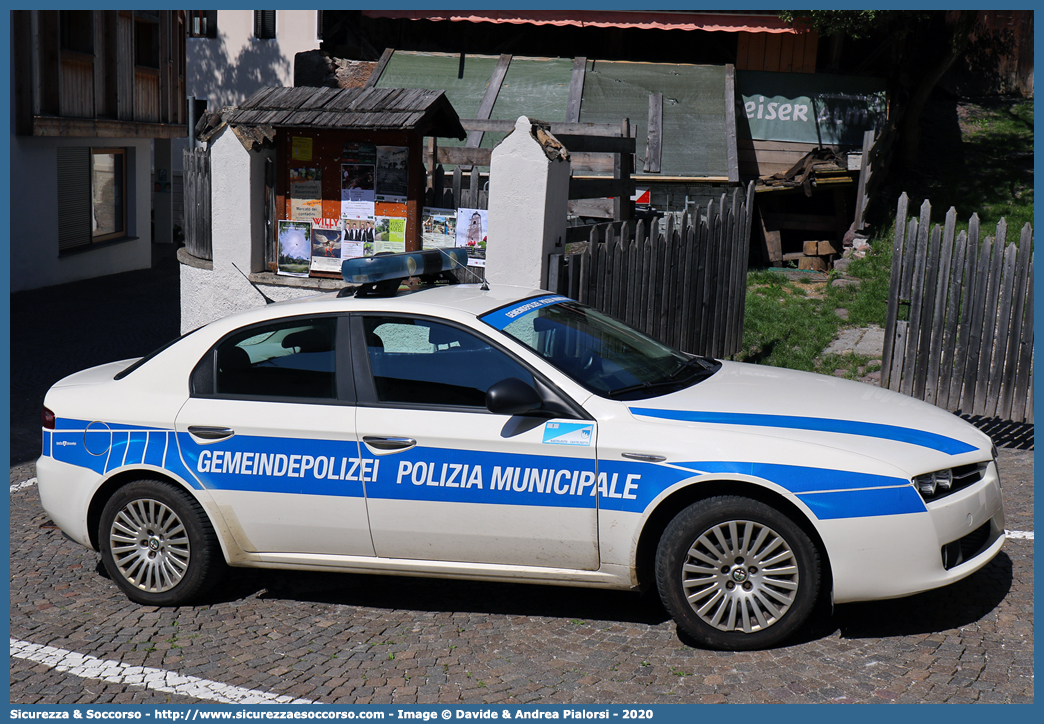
<box><xmin>655</xmin><ymin>495</ymin><xmax>820</xmax><ymax>650</ymax></box>
<box><xmin>99</xmin><ymin>480</ymin><xmax>224</xmax><ymax>606</ymax></box>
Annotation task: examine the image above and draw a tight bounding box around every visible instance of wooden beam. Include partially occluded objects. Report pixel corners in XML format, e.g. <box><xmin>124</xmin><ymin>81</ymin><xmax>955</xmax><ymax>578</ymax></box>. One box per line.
<box><xmin>38</xmin><ymin>11</ymin><xmax>61</xmax><ymax>115</ymax></box>
<box><xmin>724</xmin><ymin>64</ymin><xmax>740</xmax><ymax>184</ymax></box>
<box><xmin>644</xmin><ymin>92</ymin><xmax>662</xmax><ymax>173</ymax></box>
<box><xmin>566</xmin><ymin>57</ymin><xmax>586</xmax><ymax>122</ymax></box>
<box><xmin>460</xmin><ymin>118</ymin><xmax>634</xmax><ymax>139</ymax></box>
<box><xmin>32</xmin><ymin>115</ymin><xmax>188</xmax><ymax>138</ymax></box>
<box><xmin>465</xmin><ymin>53</ymin><xmax>512</xmax><ymax>151</ymax></box>
<box><xmin>613</xmin><ymin>118</ymin><xmax>634</xmax><ymax>221</ymax></box>
<box><xmin>422</xmin><ymin>146</ymin><xmax>492</xmax><ymax>167</ymax></box>
<box><xmin>553</xmin><ymin>134</ymin><xmax>635</xmax><ymax>154</ymax></box>
<box><xmin>12</xmin><ymin>11</ymin><xmax>33</xmax><ymax>134</ymax></box>
<box><xmin>159</xmin><ymin>11</ymin><xmax>170</xmax><ymax>123</ymax></box>
<box><xmin>569</xmin><ymin>177</ymin><xmax>635</xmax><ymax>201</ymax></box>
<box><xmin>365</xmin><ymin>47</ymin><xmax>394</xmax><ymax>88</ymax></box>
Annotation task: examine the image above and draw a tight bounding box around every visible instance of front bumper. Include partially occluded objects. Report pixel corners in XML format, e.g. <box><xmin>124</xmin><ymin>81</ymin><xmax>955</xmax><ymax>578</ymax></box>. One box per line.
<box><xmin>822</xmin><ymin>461</ymin><xmax>1005</xmax><ymax>604</ymax></box>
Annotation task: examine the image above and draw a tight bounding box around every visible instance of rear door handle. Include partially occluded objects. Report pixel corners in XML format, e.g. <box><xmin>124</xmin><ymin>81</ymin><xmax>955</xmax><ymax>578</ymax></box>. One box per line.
<box><xmin>362</xmin><ymin>436</ymin><xmax>417</xmax><ymax>452</ymax></box>
<box><xmin>187</xmin><ymin>426</ymin><xmax>235</xmax><ymax>441</ymax></box>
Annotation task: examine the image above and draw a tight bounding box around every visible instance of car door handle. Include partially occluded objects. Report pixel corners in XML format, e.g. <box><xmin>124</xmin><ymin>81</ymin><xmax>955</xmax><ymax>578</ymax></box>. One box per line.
<box><xmin>362</xmin><ymin>436</ymin><xmax>417</xmax><ymax>452</ymax></box>
<box><xmin>187</xmin><ymin>426</ymin><xmax>235</xmax><ymax>440</ymax></box>
<box><xmin>621</xmin><ymin>452</ymin><xmax>666</xmax><ymax>463</ymax></box>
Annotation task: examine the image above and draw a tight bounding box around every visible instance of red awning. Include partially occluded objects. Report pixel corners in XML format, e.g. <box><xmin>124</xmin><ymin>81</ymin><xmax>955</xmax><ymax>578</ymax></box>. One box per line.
<box><xmin>361</xmin><ymin>10</ymin><xmax>800</xmax><ymax>34</ymax></box>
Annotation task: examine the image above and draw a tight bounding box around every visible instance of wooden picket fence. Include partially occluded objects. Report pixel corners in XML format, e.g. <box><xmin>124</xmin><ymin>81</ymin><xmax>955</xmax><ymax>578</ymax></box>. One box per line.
<box><xmin>548</xmin><ymin>183</ymin><xmax>754</xmax><ymax>358</ymax></box>
<box><xmin>882</xmin><ymin>194</ymin><xmax>1034</xmax><ymax>422</ymax></box>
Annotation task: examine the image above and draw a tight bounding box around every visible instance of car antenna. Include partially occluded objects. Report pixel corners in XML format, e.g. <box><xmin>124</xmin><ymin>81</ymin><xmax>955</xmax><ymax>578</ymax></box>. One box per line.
<box><xmin>230</xmin><ymin>262</ymin><xmax>277</xmax><ymax>305</ymax></box>
<box><xmin>440</xmin><ymin>249</ymin><xmax>489</xmax><ymax>290</ymax></box>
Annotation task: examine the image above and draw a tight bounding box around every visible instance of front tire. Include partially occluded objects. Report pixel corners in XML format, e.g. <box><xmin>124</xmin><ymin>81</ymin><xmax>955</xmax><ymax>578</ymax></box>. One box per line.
<box><xmin>99</xmin><ymin>480</ymin><xmax>224</xmax><ymax>606</ymax></box>
<box><xmin>655</xmin><ymin>496</ymin><xmax>820</xmax><ymax>650</ymax></box>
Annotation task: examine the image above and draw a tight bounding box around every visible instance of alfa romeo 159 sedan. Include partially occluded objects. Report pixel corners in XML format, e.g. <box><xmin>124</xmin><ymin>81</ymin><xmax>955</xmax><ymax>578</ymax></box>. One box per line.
<box><xmin>38</xmin><ymin>249</ymin><xmax>1005</xmax><ymax>650</ymax></box>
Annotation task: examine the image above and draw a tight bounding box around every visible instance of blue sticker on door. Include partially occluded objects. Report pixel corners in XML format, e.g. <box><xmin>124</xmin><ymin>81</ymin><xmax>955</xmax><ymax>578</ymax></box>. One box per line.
<box><xmin>542</xmin><ymin>422</ymin><xmax>593</xmax><ymax>446</ymax></box>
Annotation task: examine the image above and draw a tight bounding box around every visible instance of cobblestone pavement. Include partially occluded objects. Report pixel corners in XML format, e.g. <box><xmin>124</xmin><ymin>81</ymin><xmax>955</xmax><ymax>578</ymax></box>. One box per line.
<box><xmin>9</xmin><ymin>449</ymin><xmax>1033</xmax><ymax>705</ymax></box>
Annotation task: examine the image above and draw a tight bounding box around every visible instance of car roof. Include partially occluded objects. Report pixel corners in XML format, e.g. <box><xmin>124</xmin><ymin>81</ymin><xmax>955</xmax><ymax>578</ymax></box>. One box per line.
<box><xmin>228</xmin><ymin>282</ymin><xmax>553</xmax><ymax>328</ymax></box>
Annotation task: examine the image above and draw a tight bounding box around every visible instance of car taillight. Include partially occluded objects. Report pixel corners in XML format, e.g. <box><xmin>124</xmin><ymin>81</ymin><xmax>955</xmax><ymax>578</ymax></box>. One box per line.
<box><xmin>42</xmin><ymin>407</ymin><xmax>56</xmax><ymax>430</ymax></box>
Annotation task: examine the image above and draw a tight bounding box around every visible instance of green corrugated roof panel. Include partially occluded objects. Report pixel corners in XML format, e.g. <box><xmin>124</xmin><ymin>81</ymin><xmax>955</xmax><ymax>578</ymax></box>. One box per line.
<box><xmin>375</xmin><ymin>52</ymin><xmax>730</xmax><ymax>177</ymax></box>
<box><xmin>579</xmin><ymin>61</ymin><xmax>729</xmax><ymax>178</ymax></box>
<box><xmin>375</xmin><ymin>51</ymin><xmax>573</xmax><ymax>150</ymax></box>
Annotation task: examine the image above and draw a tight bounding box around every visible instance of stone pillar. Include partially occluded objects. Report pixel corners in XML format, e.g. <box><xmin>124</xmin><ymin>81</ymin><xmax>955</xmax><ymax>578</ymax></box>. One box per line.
<box><xmin>153</xmin><ymin>138</ymin><xmax>173</xmax><ymax>244</ymax></box>
<box><xmin>485</xmin><ymin>116</ymin><xmax>571</xmax><ymax>290</ymax></box>
<box><xmin>179</xmin><ymin>125</ymin><xmax>272</xmax><ymax>332</ymax></box>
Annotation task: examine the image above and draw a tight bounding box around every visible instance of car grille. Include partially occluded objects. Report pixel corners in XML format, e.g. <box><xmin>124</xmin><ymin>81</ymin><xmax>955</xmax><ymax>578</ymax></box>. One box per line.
<box><xmin>941</xmin><ymin>521</ymin><xmax>993</xmax><ymax>570</ymax></box>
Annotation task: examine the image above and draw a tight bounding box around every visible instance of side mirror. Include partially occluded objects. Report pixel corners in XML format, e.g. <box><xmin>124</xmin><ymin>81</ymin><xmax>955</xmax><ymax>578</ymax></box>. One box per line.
<box><xmin>486</xmin><ymin>378</ymin><xmax>544</xmax><ymax>416</ymax></box>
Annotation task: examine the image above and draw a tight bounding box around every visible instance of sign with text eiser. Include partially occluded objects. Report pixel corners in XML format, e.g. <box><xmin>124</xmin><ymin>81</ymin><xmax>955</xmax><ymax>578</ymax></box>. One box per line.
<box><xmin>736</xmin><ymin>71</ymin><xmax>886</xmax><ymax>146</ymax></box>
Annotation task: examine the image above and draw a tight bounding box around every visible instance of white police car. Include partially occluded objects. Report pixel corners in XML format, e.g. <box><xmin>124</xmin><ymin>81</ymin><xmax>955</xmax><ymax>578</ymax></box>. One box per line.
<box><xmin>38</xmin><ymin>249</ymin><xmax>1005</xmax><ymax>650</ymax></box>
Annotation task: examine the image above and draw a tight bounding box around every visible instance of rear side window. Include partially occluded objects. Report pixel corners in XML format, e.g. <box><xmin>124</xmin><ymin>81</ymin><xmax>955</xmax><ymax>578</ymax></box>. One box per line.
<box><xmin>362</xmin><ymin>316</ymin><xmax>535</xmax><ymax>408</ymax></box>
<box><xmin>213</xmin><ymin>317</ymin><xmax>337</xmax><ymax>400</ymax></box>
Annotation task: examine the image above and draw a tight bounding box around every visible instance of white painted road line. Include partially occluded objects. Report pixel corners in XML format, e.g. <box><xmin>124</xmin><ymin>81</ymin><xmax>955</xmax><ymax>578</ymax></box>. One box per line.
<box><xmin>1006</xmin><ymin>530</ymin><xmax>1034</xmax><ymax>540</ymax></box>
<box><xmin>10</xmin><ymin>638</ymin><xmax>315</xmax><ymax>705</ymax></box>
<box><xmin>10</xmin><ymin>477</ymin><xmax>37</xmax><ymax>494</ymax></box>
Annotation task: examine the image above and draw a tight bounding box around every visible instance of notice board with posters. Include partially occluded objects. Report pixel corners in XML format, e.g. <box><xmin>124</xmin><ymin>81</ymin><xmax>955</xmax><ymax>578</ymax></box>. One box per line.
<box><xmin>275</xmin><ymin>129</ymin><xmax>422</xmax><ymax>277</ymax></box>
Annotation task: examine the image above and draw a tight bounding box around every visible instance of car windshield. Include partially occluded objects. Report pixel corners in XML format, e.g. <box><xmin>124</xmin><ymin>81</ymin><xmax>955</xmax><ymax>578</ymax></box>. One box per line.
<box><xmin>484</xmin><ymin>298</ymin><xmax>720</xmax><ymax>400</ymax></box>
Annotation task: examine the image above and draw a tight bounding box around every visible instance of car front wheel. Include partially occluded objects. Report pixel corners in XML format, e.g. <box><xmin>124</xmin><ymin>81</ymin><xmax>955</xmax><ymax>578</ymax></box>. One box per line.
<box><xmin>99</xmin><ymin>480</ymin><xmax>224</xmax><ymax>606</ymax></box>
<box><xmin>655</xmin><ymin>496</ymin><xmax>821</xmax><ymax>650</ymax></box>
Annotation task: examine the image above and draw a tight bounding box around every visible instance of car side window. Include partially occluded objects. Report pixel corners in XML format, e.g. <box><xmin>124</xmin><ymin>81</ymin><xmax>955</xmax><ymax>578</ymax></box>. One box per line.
<box><xmin>215</xmin><ymin>317</ymin><xmax>337</xmax><ymax>400</ymax></box>
<box><xmin>363</xmin><ymin>316</ymin><xmax>535</xmax><ymax>407</ymax></box>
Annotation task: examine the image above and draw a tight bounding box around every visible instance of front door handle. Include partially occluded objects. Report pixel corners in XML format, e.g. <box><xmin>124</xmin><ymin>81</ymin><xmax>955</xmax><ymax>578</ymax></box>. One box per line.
<box><xmin>362</xmin><ymin>436</ymin><xmax>417</xmax><ymax>452</ymax></box>
<box><xmin>187</xmin><ymin>425</ymin><xmax>235</xmax><ymax>441</ymax></box>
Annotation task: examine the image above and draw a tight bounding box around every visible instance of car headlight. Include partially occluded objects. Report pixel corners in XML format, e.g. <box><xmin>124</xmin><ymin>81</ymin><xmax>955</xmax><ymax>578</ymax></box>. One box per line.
<box><xmin>915</xmin><ymin>472</ymin><xmax>940</xmax><ymax>497</ymax></box>
<box><xmin>914</xmin><ymin>464</ymin><xmax>986</xmax><ymax>501</ymax></box>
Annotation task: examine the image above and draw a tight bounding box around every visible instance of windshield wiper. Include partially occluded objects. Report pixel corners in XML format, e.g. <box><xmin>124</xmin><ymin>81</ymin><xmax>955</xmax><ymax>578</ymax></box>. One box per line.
<box><xmin>606</xmin><ymin>358</ymin><xmax>718</xmax><ymax>399</ymax></box>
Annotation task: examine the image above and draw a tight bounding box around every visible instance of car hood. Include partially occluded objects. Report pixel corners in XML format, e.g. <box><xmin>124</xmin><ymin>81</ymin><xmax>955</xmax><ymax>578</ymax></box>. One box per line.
<box><xmin>626</xmin><ymin>361</ymin><xmax>992</xmax><ymax>467</ymax></box>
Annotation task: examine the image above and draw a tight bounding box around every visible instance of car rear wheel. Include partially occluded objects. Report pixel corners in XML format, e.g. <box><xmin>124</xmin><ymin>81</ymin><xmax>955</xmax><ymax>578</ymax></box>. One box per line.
<box><xmin>99</xmin><ymin>480</ymin><xmax>224</xmax><ymax>606</ymax></box>
<box><xmin>655</xmin><ymin>496</ymin><xmax>820</xmax><ymax>650</ymax></box>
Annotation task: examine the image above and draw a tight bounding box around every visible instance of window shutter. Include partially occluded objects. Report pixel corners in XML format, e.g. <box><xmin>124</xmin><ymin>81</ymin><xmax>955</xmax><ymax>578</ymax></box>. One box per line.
<box><xmin>57</xmin><ymin>148</ymin><xmax>92</xmax><ymax>252</ymax></box>
<box><xmin>254</xmin><ymin>10</ymin><xmax>276</xmax><ymax>40</ymax></box>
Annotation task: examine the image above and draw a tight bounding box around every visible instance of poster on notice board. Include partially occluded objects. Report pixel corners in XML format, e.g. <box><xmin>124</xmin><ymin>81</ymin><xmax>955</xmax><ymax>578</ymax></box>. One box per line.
<box><xmin>375</xmin><ymin>146</ymin><xmax>409</xmax><ymax>203</ymax></box>
<box><xmin>309</xmin><ymin>219</ymin><xmax>344</xmax><ymax>275</ymax></box>
<box><xmin>277</xmin><ymin>220</ymin><xmax>312</xmax><ymax>277</ymax></box>
<box><xmin>374</xmin><ymin>216</ymin><xmax>407</xmax><ymax>255</ymax></box>
<box><xmin>421</xmin><ymin>208</ymin><xmax>458</xmax><ymax>250</ymax></box>
<box><xmin>456</xmin><ymin>208</ymin><xmax>487</xmax><ymax>267</ymax></box>
<box><xmin>289</xmin><ymin>167</ymin><xmax>322</xmax><ymax>221</ymax></box>
<box><xmin>342</xmin><ymin>214</ymin><xmax>375</xmax><ymax>258</ymax></box>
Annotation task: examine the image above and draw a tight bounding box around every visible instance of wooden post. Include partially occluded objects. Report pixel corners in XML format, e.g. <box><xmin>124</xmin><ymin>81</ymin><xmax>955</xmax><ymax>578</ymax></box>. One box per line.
<box><xmin>614</xmin><ymin>118</ymin><xmax>634</xmax><ymax>222</ymax></box>
<box><xmin>644</xmin><ymin>93</ymin><xmax>662</xmax><ymax>173</ymax></box>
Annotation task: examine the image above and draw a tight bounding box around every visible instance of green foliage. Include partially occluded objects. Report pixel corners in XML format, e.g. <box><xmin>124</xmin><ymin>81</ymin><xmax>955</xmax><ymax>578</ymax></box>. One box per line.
<box><xmin>738</xmin><ymin>274</ymin><xmax>841</xmax><ymax>371</ymax></box>
<box><xmin>778</xmin><ymin>10</ymin><xmax>930</xmax><ymax>39</ymax></box>
<box><xmin>883</xmin><ymin>98</ymin><xmax>1034</xmax><ymax>242</ymax></box>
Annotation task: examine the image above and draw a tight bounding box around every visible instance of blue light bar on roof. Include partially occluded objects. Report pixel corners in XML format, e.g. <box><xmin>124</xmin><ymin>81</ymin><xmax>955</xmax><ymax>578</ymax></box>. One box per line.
<box><xmin>341</xmin><ymin>248</ymin><xmax>469</xmax><ymax>285</ymax></box>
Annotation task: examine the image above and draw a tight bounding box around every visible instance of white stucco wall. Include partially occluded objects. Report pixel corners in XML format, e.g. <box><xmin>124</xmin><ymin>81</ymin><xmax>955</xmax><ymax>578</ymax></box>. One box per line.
<box><xmin>10</xmin><ymin>135</ymin><xmax>154</xmax><ymax>293</ymax></box>
<box><xmin>179</xmin><ymin>126</ymin><xmax>324</xmax><ymax>333</ymax></box>
<box><xmin>485</xmin><ymin>117</ymin><xmax>570</xmax><ymax>289</ymax></box>
<box><xmin>186</xmin><ymin>10</ymin><xmax>319</xmax><ymax>110</ymax></box>
<box><xmin>177</xmin><ymin>10</ymin><xmax>321</xmax><ymax>174</ymax></box>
